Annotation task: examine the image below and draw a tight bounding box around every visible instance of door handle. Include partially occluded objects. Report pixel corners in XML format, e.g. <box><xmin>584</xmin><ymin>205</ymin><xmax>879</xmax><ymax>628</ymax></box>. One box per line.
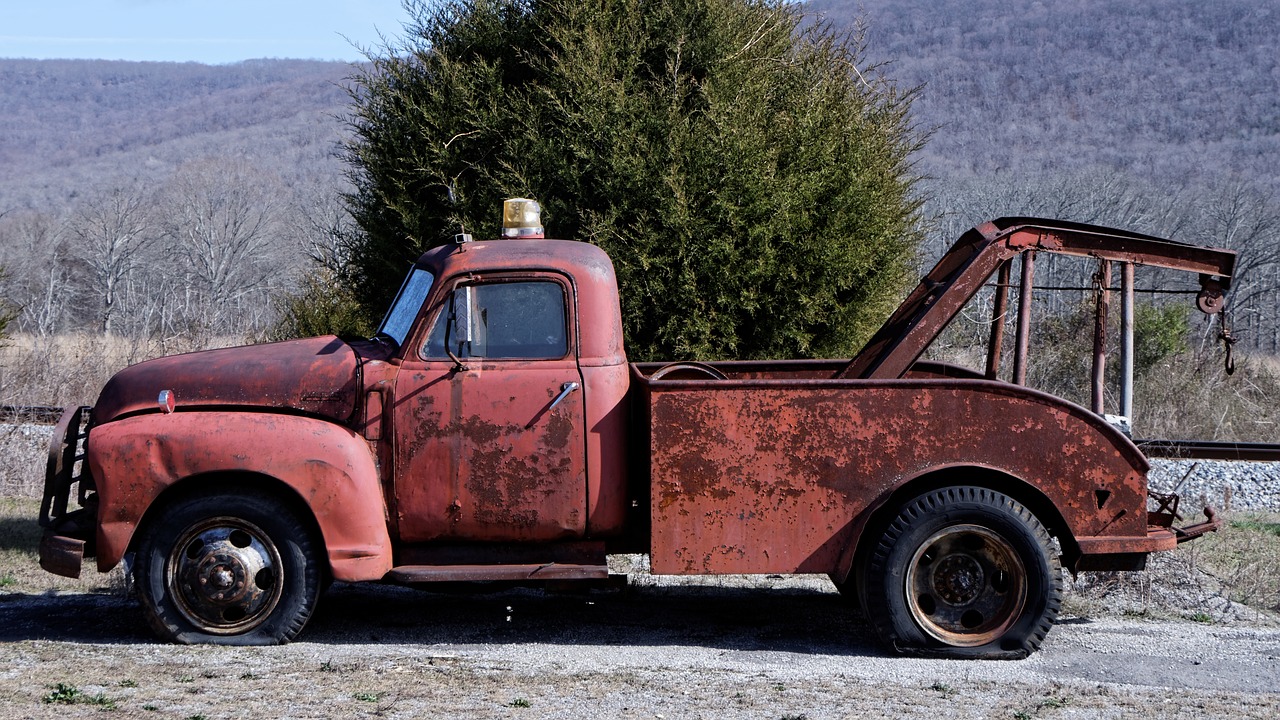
<box><xmin>525</xmin><ymin>382</ymin><xmax>581</xmax><ymax>430</ymax></box>
<box><xmin>548</xmin><ymin>381</ymin><xmax>581</xmax><ymax>411</ymax></box>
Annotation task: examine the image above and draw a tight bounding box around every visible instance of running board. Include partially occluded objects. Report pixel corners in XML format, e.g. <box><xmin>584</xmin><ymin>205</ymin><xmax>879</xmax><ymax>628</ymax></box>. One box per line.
<box><xmin>385</xmin><ymin>563</ymin><xmax>609</xmax><ymax>584</ymax></box>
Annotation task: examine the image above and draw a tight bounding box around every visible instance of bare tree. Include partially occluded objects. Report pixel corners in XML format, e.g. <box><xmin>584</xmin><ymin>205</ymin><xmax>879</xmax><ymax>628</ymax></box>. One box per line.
<box><xmin>70</xmin><ymin>185</ymin><xmax>155</xmax><ymax>333</ymax></box>
<box><xmin>0</xmin><ymin>210</ymin><xmax>74</xmax><ymax>337</ymax></box>
<box><xmin>1191</xmin><ymin>180</ymin><xmax>1280</xmax><ymax>309</ymax></box>
<box><xmin>158</xmin><ymin>158</ymin><xmax>283</xmax><ymax>333</ymax></box>
<box><xmin>295</xmin><ymin>189</ymin><xmax>358</xmax><ymax>272</ymax></box>
<box><xmin>1182</xmin><ymin>179</ymin><xmax>1280</xmax><ymax>352</ymax></box>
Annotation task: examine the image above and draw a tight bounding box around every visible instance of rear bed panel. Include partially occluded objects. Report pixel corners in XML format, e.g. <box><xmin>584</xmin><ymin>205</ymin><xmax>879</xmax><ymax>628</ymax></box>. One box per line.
<box><xmin>641</xmin><ymin>372</ymin><xmax>1148</xmax><ymax>575</ymax></box>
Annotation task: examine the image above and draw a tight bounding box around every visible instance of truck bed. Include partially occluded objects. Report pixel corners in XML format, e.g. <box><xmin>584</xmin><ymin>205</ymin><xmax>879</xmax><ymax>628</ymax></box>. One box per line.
<box><xmin>630</xmin><ymin>361</ymin><xmax>1152</xmax><ymax>577</ymax></box>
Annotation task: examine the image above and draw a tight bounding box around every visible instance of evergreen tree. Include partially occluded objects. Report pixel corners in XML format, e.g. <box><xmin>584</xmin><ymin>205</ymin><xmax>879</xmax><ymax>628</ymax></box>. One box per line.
<box><xmin>343</xmin><ymin>0</ymin><xmax>924</xmax><ymax>360</ymax></box>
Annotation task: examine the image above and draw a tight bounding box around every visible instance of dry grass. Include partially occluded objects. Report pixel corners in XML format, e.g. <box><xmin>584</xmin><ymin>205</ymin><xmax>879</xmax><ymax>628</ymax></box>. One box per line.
<box><xmin>1065</xmin><ymin>510</ymin><xmax>1280</xmax><ymax>624</ymax></box>
<box><xmin>1134</xmin><ymin>352</ymin><xmax>1280</xmax><ymax>442</ymax></box>
<box><xmin>0</xmin><ymin>332</ymin><xmax>241</xmax><ymax>407</ymax></box>
<box><xmin>1192</xmin><ymin>511</ymin><xmax>1280</xmax><ymax>613</ymax></box>
<box><xmin>0</xmin><ymin>496</ymin><xmax>125</xmax><ymax>596</ymax></box>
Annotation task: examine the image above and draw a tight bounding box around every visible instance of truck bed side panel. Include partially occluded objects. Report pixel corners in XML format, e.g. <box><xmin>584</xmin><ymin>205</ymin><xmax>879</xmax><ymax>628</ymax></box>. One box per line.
<box><xmin>646</xmin><ymin>379</ymin><xmax>1147</xmax><ymax>575</ymax></box>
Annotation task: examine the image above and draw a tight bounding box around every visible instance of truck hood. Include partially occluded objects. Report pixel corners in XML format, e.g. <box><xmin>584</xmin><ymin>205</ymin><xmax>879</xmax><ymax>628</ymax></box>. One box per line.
<box><xmin>92</xmin><ymin>335</ymin><xmax>360</xmax><ymax>425</ymax></box>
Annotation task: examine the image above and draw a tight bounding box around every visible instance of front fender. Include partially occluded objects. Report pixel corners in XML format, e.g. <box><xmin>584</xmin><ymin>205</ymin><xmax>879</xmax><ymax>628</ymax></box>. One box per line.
<box><xmin>86</xmin><ymin>411</ymin><xmax>393</xmax><ymax>581</ymax></box>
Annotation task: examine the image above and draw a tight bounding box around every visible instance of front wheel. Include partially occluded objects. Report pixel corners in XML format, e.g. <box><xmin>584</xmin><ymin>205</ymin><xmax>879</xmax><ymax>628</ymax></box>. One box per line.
<box><xmin>134</xmin><ymin>489</ymin><xmax>321</xmax><ymax>645</ymax></box>
<box><xmin>862</xmin><ymin>486</ymin><xmax>1062</xmax><ymax>659</ymax></box>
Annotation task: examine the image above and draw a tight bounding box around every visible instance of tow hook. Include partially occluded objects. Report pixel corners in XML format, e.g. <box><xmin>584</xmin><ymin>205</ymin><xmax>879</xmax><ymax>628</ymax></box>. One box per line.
<box><xmin>1149</xmin><ymin>491</ymin><xmax>1220</xmax><ymax>543</ymax></box>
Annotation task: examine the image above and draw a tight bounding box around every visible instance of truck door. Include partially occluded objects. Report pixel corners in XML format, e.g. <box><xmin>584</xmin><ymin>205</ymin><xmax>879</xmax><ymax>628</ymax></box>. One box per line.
<box><xmin>392</xmin><ymin>274</ymin><xmax>587</xmax><ymax>543</ymax></box>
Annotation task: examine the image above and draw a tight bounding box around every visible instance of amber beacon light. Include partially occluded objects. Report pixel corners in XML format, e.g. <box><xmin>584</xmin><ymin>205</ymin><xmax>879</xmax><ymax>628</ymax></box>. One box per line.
<box><xmin>501</xmin><ymin>198</ymin><xmax>544</xmax><ymax>238</ymax></box>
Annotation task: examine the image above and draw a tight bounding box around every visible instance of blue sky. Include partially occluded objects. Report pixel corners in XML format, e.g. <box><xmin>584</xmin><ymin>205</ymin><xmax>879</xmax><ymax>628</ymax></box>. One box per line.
<box><xmin>1</xmin><ymin>0</ymin><xmax>411</xmax><ymax>64</ymax></box>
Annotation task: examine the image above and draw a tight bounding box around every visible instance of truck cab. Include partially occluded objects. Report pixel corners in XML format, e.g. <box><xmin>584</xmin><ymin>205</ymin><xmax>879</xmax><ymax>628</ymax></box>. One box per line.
<box><xmin>368</xmin><ymin>236</ymin><xmax>632</xmax><ymax>558</ymax></box>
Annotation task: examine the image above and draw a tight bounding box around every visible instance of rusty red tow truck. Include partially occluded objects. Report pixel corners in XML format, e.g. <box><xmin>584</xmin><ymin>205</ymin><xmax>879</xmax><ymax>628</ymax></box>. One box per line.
<box><xmin>40</xmin><ymin>203</ymin><xmax>1234</xmax><ymax>658</ymax></box>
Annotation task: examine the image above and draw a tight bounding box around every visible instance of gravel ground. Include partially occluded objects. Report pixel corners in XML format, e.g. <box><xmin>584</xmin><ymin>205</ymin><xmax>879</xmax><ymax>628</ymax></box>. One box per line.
<box><xmin>1</xmin><ymin>576</ymin><xmax>1278</xmax><ymax>720</ymax></box>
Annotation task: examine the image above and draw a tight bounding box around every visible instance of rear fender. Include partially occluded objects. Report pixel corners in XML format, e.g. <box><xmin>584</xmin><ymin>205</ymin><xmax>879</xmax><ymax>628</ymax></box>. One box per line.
<box><xmin>830</xmin><ymin>464</ymin><xmax>1073</xmax><ymax>586</ymax></box>
<box><xmin>86</xmin><ymin>412</ymin><xmax>392</xmax><ymax>581</ymax></box>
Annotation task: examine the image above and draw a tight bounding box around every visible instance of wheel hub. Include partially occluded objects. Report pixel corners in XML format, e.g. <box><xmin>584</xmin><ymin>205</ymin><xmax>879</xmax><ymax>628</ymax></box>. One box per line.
<box><xmin>194</xmin><ymin>552</ymin><xmax>253</xmax><ymax>602</ymax></box>
<box><xmin>168</xmin><ymin>519</ymin><xmax>283</xmax><ymax>634</ymax></box>
<box><xmin>934</xmin><ymin>554</ymin><xmax>984</xmax><ymax>604</ymax></box>
<box><xmin>208</xmin><ymin>565</ymin><xmax>236</xmax><ymax>591</ymax></box>
<box><xmin>905</xmin><ymin>524</ymin><xmax>1028</xmax><ymax>647</ymax></box>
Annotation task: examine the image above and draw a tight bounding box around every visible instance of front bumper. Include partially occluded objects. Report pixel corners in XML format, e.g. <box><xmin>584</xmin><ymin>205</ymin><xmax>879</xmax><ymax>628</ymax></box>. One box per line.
<box><xmin>38</xmin><ymin>405</ymin><xmax>95</xmax><ymax>579</ymax></box>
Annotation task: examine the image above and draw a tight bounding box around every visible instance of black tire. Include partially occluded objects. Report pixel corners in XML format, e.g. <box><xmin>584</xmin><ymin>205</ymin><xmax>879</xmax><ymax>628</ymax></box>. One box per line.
<box><xmin>134</xmin><ymin>489</ymin><xmax>321</xmax><ymax>645</ymax></box>
<box><xmin>861</xmin><ymin>486</ymin><xmax>1062</xmax><ymax>659</ymax></box>
<box><xmin>829</xmin><ymin>573</ymin><xmax>858</xmax><ymax>601</ymax></box>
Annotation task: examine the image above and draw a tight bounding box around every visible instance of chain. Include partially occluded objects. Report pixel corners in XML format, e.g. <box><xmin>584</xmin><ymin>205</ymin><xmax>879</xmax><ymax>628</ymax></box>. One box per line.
<box><xmin>1218</xmin><ymin>309</ymin><xmax>1237</xmax><ymax>375</ymax></box>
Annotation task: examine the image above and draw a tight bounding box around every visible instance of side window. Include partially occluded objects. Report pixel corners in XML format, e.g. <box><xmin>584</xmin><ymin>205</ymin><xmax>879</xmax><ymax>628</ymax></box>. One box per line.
<box><xmin>423</xmin><ymin>280</ymin><xmax>569</xmax><ymax>360</ymax></box>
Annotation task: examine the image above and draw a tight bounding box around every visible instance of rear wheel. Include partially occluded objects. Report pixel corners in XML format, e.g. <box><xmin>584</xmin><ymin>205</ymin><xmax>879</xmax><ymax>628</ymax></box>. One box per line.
<box><xmin>135</xmin><ymin>489</ymin><xmax>320</xmax><ymax>645</ymax></box>
<box><xmin>862</xmin><ymin>486</ymin><xmax>1061</xmax><ymax>659</ymax></box>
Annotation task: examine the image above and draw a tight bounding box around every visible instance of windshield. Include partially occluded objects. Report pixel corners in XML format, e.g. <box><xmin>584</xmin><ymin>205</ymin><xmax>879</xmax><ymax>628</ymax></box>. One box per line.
<box><xmin>376</xmin><ymin>268</ymin><xmax>435</xmax><ymax>347</ymax></box>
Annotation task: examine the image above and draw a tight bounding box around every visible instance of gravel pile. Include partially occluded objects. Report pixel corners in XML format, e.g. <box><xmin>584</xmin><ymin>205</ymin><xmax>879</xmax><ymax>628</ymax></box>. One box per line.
<box><xmin>0</xmin><ymin>423</ymin><xmax>53</xmax><ymax>495</ymax></box>
<box><xmin>1149</xmin><ymin>459</ymin><xmax>1280</xmax><ymax>512</ymax></box>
